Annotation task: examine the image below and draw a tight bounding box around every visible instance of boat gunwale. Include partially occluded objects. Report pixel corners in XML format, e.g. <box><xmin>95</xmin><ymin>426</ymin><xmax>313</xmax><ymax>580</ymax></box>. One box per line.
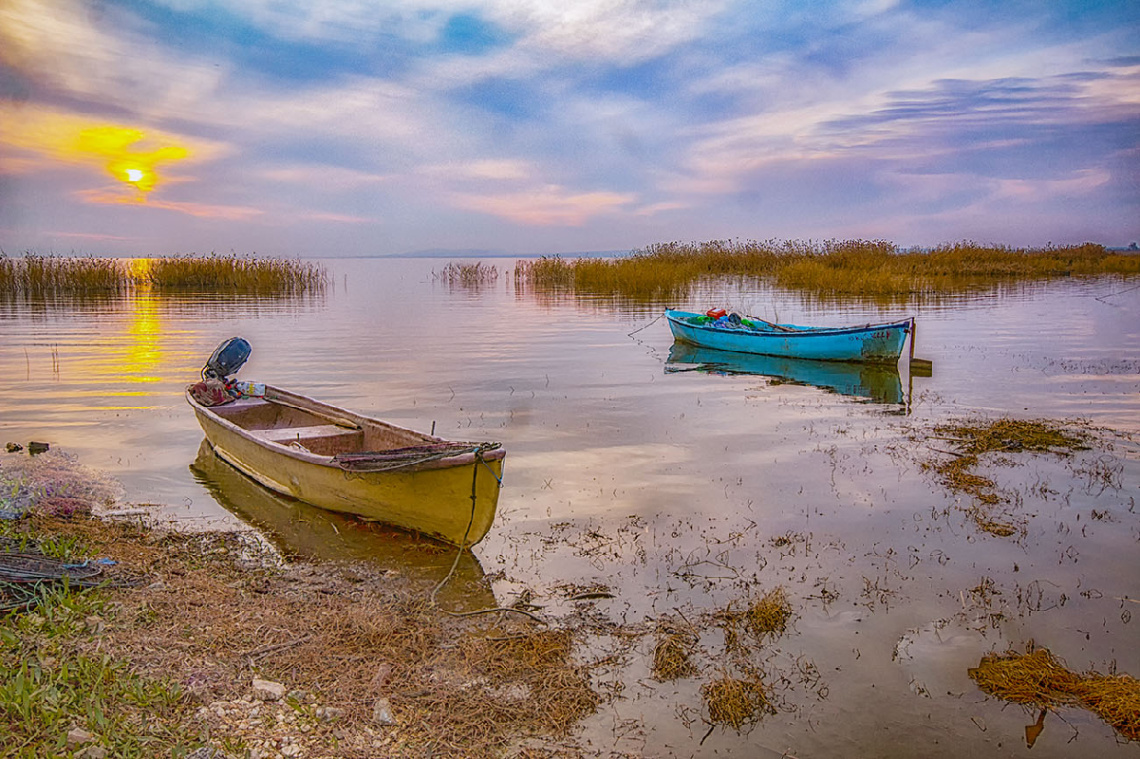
<box><xmin>186</xmin><ymin>385</ymin><xmax>505</xmax><ymax>472</ymax></box>
<box><xmin>664</xmin><ymin>310</ymin><xmax>913</xmax><ymax>339</ymax></box>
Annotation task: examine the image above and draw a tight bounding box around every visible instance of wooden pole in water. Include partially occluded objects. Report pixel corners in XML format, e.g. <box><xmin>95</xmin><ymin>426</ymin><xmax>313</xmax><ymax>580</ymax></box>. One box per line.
<box><xmin>909</xmin><ymin>317</ymin><xmax>916</xmax><ymax>364</ymax></box>
<box><xmin>908</xmin><ymin>317</ymin><xmax>933</xmax><ymax>375</ymax></box>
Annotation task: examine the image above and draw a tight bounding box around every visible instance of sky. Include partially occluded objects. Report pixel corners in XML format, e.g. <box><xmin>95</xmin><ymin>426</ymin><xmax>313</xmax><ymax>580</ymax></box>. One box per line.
<box><xmin>0</xmin><ymin>0</ymin><xmax>1137</xmax><ymax>258</ymax></box>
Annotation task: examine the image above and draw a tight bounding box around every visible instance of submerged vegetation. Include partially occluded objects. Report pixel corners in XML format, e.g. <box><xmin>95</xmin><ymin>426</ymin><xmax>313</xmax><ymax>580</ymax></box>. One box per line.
<box><xmin>514</xmin><ymin>239</ymin><xmax>1139</xmax><ymax>301</ymax></box>
<box><xmin>0</xmin><ymin>253</ymin><xmax>326</xmax><ymax>297</ymax></box>
<box><xmin>921</xmin><ymin>418</ymin><xmax>1091</xmax><ymax>537</ymax></box>
<box><xmin>970</xmin><ymin>647</ymin><xmax>1140</xmax><ymax>742</ymax></box>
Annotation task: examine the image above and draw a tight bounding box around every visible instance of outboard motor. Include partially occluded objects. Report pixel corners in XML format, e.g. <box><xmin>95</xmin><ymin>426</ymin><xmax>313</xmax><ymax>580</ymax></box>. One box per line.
<box><xmin>202</xmin><ymin>337</ymin><xmax>251</xmax><ymax>382</ymax></box>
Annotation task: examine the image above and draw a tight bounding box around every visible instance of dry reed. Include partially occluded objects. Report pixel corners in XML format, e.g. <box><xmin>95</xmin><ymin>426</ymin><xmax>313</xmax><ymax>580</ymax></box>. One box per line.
<box><xmin>923</xmin><ymin>418</ymin><xmax>1090</xmax><ymax>536</ymax></box>
<box><xmin>513</xmin><ymin>239</ymin><xmax>1138</xmax><ymax>302</ymax></box>
<box><xmin>701</xmin><ymin>675</ymin><xmax>773</xmax><ymax>729</ymax></box>
<box><xmin>142</xmin><ymin>254</ymin><xmax>326</xmax><ymax>294</ymax></box>
<box><xmin>651</xmin><ymin>621</ymin><xmax>699</xmax><ymax>681</ymax></box>
<box><xmin>0</xmin><ymin>254</ymin><xmax>129</xmax><ymax>294</ymax></box>
<box><xmin>970</xmin><ymin>647</ymin><xmax>1140</xmax><ymax>741</ymax></box>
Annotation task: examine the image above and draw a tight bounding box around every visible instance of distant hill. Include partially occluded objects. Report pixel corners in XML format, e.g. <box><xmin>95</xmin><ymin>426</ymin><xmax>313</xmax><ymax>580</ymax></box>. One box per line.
<box><xmin>397</xmin><ymin>248</ymin><xmax>633</xmax><ymax>259</ymax></box>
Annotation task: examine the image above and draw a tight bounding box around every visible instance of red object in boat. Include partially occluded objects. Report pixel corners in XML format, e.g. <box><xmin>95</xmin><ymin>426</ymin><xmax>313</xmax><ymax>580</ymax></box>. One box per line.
<box><xmin>705</xmin><ymin>308</ymin><xmax>727</xmax><ymax>319</ymax></box>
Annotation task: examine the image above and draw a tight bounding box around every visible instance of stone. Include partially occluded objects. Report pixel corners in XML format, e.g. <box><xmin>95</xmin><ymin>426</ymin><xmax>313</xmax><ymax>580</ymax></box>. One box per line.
<box><xmin>66</xmin><ymin>727</ymin><xmax>94</xmax><ymax>748</ymax></box>
<box><xmin>79</xmin><ymin>748</ymin><xmax>107</xmax><ymax>759</ymax></box>
<box><xmin>252</xmin><ymin>678</ymin><xmax>286</xmax><ymax>701</ymax></box>
<box><xmin>372</xmin><ymin>696</ymin><xmax>395</xmax><ymax>726</ymax></box>
<box><xmin>315</xmin><ymin>706</ymin><xmax>345</xmax><ymax>723</ymax></box>
<box><xmin>370</xmin><ymin>662</ymin><xmax>392</xmax><ymax>690</ymax></box>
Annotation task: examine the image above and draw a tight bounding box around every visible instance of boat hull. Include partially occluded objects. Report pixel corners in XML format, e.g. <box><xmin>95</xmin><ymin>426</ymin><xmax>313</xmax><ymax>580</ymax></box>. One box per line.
<box><xmin>665</xmin><ymin>310</ymin><xmax>911</xmax><ymax>363</ymax></box>
<box><xmin>188</xmin><ymin>387</ymin><xmax>504</xmax><ymax>547</ymax></box>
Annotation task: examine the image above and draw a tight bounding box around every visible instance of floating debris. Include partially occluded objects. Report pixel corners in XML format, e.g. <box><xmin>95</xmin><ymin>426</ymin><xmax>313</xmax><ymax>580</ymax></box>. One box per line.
<box><xmin>652</xmin><ymin>621</ymin><xmax>699</xmax><ymax>681</ymax></box>
<box><xmin>969</xmin><ymin>647</ymin><xmax>1140</xmax><ymax>742</ymax></box>
<box><xmin>744</xmin><ymin>587</ymin><xmax>793</xmax><ymax>641</ymax></box>
<box><xmin>702</xmin><ymin>675</ymin><xmax>773</xmax><ymax>730</ymax></box>
<box><xmin>921</xmin><ymin>418</ymin><xmax>1092</xmax><ymax>537</ymax></box>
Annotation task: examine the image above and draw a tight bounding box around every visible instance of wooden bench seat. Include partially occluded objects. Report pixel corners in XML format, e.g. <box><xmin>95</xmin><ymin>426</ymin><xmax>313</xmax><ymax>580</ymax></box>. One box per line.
<box><xmin>255</xmin><ymin>425</ymin><xmax>360</xmax><ymax>443</ymax></box>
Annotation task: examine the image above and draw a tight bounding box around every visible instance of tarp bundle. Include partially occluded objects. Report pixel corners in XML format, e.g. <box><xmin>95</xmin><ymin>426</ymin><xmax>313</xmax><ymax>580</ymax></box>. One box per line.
<box><xmin>333</xmin><ymin>442</ymin><xmax>501</xmax><ymax>472</ymax></box>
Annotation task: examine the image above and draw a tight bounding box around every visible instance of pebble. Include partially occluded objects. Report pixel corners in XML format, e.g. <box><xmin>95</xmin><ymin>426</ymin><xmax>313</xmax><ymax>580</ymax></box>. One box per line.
<box><xmin>252</xmin><ymin>678</ymin><xmax>287</xmax><ymax>701</ymax></box>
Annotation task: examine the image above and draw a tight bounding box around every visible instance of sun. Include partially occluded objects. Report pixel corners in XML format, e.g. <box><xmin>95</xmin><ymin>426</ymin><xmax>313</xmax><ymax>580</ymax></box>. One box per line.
<box><xmin>126</xmin><ymin>168</ymin><xmax>144</xmax><ymax>183</ymax></box>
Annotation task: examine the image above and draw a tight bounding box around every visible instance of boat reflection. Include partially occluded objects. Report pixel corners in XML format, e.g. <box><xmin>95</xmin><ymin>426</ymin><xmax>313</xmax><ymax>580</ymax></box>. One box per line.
<box><xmin>189</xmin><ymin>440</ymin><xmax>494</xmax><ymax>609</ymax></box>
<box><xmin>665</xmin><ymin>343</ymin><xmax>905</xmax><ymax>405</ymax></box>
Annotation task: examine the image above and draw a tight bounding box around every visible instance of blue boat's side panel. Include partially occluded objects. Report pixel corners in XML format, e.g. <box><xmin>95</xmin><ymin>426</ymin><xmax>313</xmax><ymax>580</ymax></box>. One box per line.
<box><xmin>665</xmin><ymin>310</ymin><xmax>911</xmax><ymax>363</ymax></box>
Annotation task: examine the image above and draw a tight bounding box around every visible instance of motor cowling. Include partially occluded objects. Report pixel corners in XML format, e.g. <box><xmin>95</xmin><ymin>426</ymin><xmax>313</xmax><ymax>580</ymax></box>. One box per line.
<box><xmin>202</xmin><ymin>337</ymin><xmax>251</xmax><ymax>381</ymax></box>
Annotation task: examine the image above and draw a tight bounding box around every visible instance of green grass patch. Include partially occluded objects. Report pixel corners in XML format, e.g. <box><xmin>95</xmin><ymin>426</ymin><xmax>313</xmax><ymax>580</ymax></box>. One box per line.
<box><xmin>0</xmin><ymin>587</ymin><xmax>200</xmax><ymax>758</ymax></box>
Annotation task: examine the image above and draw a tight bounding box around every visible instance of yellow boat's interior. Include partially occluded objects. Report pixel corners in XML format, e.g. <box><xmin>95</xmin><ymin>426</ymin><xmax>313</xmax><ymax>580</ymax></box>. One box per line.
<box><xmin>207</xmin><ymin>397</ymin><xmax>426</xmax><ymax>456</ymax></box>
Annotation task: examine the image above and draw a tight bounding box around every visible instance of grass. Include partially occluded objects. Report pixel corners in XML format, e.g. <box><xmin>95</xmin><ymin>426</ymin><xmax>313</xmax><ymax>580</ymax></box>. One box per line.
<box><xmin>0</xmin><ymin>523</ymin><xmax>200</xmax><ymax>758</ymax></box>
<box><xmin>0</xmin><ymin>511</ymin><xmax>600</xmax><ymax>758</ymax></box>
<box><xmin>0</xmin><ymin>254</ymin><xmax>327</xmax><ymax>297</ymax></box>
<box><xmin>512</xmin><ymin>239</ymin><xmax>1139</xmax><ymax>302</ymax></box>
<box><xmin>969</xmin><ymin>646</ymin><xmax>1140</xmax><ymax>742</ymax></box>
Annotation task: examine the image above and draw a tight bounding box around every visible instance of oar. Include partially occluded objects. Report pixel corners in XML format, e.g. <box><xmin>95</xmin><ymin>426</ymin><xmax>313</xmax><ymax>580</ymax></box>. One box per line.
<box><xmin>745</xmin><ymin>315</ymin><xmax>800</xmax><ymax>333</ymax></box>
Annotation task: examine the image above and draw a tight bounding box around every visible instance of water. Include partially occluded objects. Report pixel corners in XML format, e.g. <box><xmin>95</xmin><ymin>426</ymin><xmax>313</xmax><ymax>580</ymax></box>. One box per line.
<box><xmin>2</xmin><ymin>258</ymin><xmax>1138</xmax><ymax>757</ymax></box>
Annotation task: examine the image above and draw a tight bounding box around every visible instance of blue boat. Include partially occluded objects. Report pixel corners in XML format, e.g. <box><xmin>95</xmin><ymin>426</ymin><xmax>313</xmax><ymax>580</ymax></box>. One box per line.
<box><xmin>665</xmin><ymin>309</ymin><xmax>913</xmax><ymax>364</ymax></box>
<box><xmin>665</xmin><ymin>343</ymin><xmax>905</xmax><ymax>404</ymax></box>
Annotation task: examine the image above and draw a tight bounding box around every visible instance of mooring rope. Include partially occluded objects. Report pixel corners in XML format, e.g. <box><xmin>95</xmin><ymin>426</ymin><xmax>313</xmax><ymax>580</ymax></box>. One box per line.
<box><xmin>428</xmin><ymin>445</ymin><xmax>485</xmax><ymax>607</ymax></box>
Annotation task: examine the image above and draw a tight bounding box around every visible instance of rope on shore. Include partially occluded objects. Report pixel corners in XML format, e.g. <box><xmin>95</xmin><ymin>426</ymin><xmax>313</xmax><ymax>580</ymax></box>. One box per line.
<box><xmin>0</xmin><ymin>544</ymin><xmax>145</xmax><ymax>613</ymax></box>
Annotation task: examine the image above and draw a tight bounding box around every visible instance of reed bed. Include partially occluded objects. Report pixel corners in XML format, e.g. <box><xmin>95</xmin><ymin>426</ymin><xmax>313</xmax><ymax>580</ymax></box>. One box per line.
<box><xmin>1</xmin><ymin>254</ymin><xmax>327</xmax><ymax>297</ymax></box>
<box><xmin>433</xmin><ymin>261</ymin><xmax>500</xmax><ymax>288</ymax></box>
<box><xmin>0</xmin><ymin>254</ymin><xmax>129</xmax><ymax>294</ymax></box>
<box><xmin>513</xmin><ymin>240</ymin><xmax>1138</xmax><ymax>301</ymax></box>
<box><xmin>141</xmin><ymin>254</ymin><xmax>326</xmax><ymax>294</ymax></box>
<box><xmin>969</xmin><ymin>647</ymin><xmax>1140</xmax><ymax>741</ymax></box>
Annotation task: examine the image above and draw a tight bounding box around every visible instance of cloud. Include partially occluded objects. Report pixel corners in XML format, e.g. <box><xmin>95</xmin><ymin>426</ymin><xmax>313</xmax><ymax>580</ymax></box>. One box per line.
<box><xmin>451</xmin><ymin>184</ymin><xmax>636</xmax><ymax>225</ymax></box>
<box><xmin>73</xmin><ymin>189</ymin><xmax>263</xmax><ymax>220</ymax></box>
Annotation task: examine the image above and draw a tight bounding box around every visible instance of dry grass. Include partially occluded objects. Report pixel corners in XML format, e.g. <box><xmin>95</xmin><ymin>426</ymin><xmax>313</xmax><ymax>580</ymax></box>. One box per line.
<box><xmin>512</xmin><ymin>239</ymin><xmax>1138</xmax><ymax>302</ymax></box>
<box><xmin>701</xmin><ymin>675</ymin><xmax>773</xmax><ymax>729</ymax></box>
<box><xmin>0</xmin><ymin>254</ymin><xmax>129</xmax><ymax>295</ymax></box>
<box><xmin>0</xmin><ymin>253</ymin><xmax>327</xmax><ymax>297</ymax></box>
<box><xmin>433</xmin><ymin>261</ymin><xmax>500</xmax><ymax>289</ymax></box>
<box><xmin>744</xmin><ymin>587</ymin><xmax>793</xmax><ymax>641</ymax></box>
<box><xmin>651</xmin><ymin>620</ymin><xmax>699</xmax><ymax>681</ymax></box>
<box><xmin>922</xmin><ymin>418</ymin><xmax>1091</xmax><ymax>536</ymax></box>
<box><xmin>970</xmin><ymin>647</ymin><xmax>1140</xmax><ymax>741</ymax></box>
<box><xmin>3</xmin><ymin>514</ymin><xmax>599</xmax><ymax>758</ymax></box>
<box><xmin>141</xmin><ymin>254</ymin><xmax>326</xmax><ymax>294</ymax></box>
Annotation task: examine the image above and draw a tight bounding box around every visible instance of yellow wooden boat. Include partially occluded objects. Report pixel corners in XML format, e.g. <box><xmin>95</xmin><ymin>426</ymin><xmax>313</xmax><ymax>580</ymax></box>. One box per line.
<box><xmin>186</xmin><ymin>384</ymin><xmax>505</xmax><ymax>547</ymax></box>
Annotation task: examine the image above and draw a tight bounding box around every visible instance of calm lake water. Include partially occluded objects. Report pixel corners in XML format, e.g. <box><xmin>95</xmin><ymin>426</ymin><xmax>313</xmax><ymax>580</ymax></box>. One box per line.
<box><xmin>2</xmin><ymin>257</ymin><xmax>1138</xmax><ymax>758</ymax></box>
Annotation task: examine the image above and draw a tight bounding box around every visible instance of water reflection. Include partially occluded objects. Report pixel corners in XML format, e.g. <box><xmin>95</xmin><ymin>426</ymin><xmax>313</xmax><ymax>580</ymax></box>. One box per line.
<box><xmin>189</xmin><ymin>441</ymin><xmax>493</xmax><ymax>610</ymax></box>
<box><xmin>665</xmin><ymin>342</ymin><xmax>906</xmax><ymax>405</ymax></box>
